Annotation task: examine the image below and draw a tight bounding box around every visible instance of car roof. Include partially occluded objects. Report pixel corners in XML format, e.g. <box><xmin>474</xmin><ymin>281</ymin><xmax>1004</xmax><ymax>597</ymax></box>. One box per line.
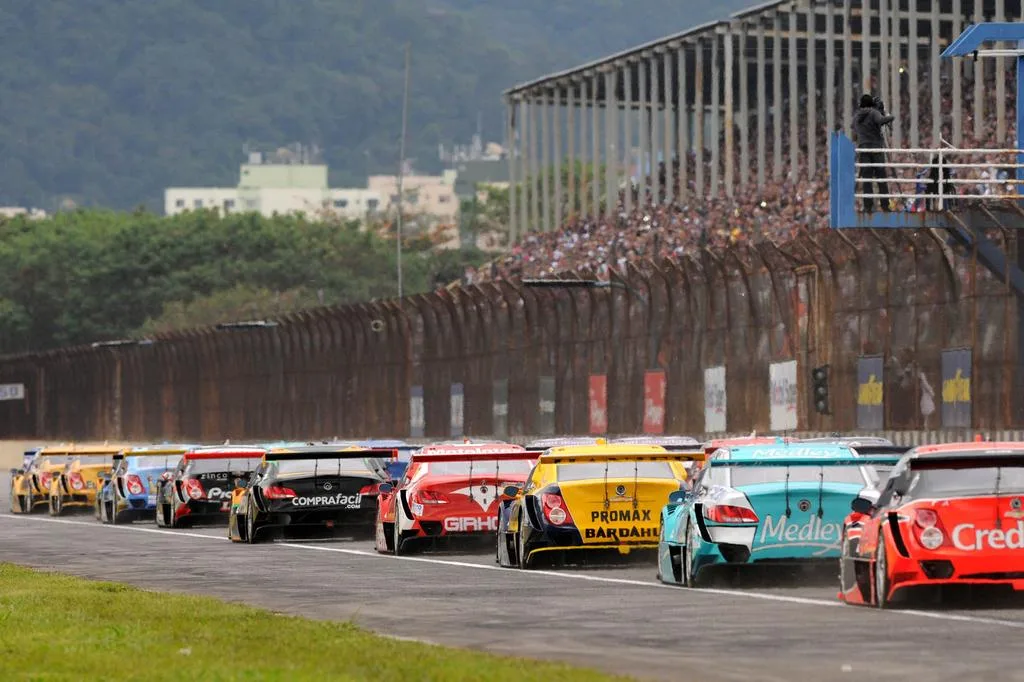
<box><xmin>910</xmin><ymin>442</ymin><xmax>1024</xmax><ymax>458</ymax></box>
<box><xmin>121</xmin><ymin>445</ymin><xmax>195</xmax><ymax>456</ymax></box>
<box><xmin>525</xmin><ymin>437</ymin><xmax>600</xmax><ymax>449</ymax></box>
<box><xmin>417</xmin><ymin>442</ymin><xmax>524</xmax><ymax>454</ymax></box>
<box><xmin>183</xmin><ymin>446</ymin><xmax>266</xmax><ymax>460</ymax></box>
<box><xmin>612</xmin><ymin>436</ymin><xmax>701</xmax><ymax>446</ymax></box>
<box><xmin>545</xmin><ymin>444</ymin><xmax>669</xmax><ymax>456</ymax></box>
<box><xmin>722</xmin><ymin>443</ymin><xmax>856</xmax><ymax>461</ymax></box>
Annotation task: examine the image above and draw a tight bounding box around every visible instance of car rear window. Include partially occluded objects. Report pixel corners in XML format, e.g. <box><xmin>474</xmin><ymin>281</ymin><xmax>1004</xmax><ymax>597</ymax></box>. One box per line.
<box><xmin>74</xmin><ymin>455</ymin><xmax>115</xmax><ymax>465</ymax></box>
<box><xmin>128</xmin><ymin>456</ymin><xmax>181</xmax><ymax>469</ymax></box>
<box><xmin>906</xmin><ymin>466</ymin><xmax>1024</xmax><ymax>498</ymax></box>
<box><xmin>271</xmin><ymin>458</ymin><xmax>377</xmax><ymax>476</ymax></box>
<box><xmin>425</xmin><ymin>460</ymin><xmax>534</xmax><ymax>476</ymax></box>
<box><xmin>556</xmin><ymin>461</ymin><xmax>675</xmax><ymax>481</ymax></box>
<box><xmin>709</xmin><ymin>464</ymin><xmax>866</xmax><ymax>487</ymax></box>
<box><xmin>185</xmin><ymin>458</ymin><xmax>259</xmax><ymax>474</ymax></box>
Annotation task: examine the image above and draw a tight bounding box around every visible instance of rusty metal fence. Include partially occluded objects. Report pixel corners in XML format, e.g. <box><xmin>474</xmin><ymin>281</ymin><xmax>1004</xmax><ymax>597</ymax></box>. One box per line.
<box><xmin>0</xmin><ymin>229</ymin><xmax>1019</xmax><ymax>442</ymax></box>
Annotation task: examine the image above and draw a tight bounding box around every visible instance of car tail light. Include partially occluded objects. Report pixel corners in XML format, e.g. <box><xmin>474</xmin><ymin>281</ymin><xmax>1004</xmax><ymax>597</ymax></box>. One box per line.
<box><xmin>39</xmin><ymin>472</ymin><xmax>52</xmax><ymax>489</ymax></box>
<box><xmin>541</xmin><ymin>492</ymin><xmax>573</xmax><ymax>526</ymax></box>
<box><xmin>69</xmin><ymin>472</ymin><xmax>85</xmax><ymax>491</ymax></box>
<box><xmin>411</xmin><ymin>490</ymin><xmax>449</xmax><ymax>505</ymax></box>
<box><xmin>913</xmin><ymin>507</ymin><xmax>946</xmax><ymax>550</ymax></box>
<box><xmin>183</xmin><ymin>478</ymin><xmax>205</xmax><ymax>500</ymax></box>
<box><xmin>359</xmin><ymin>484</ymin><xmax>379</xmax><ymax>495</ymax></box>
<box><xmin>125</xmin><ymin>475</ymin><xmax>145</xmax><ymax>495</ymax></box>
<box><xmin>703</xmin><ymin>504</ymin><xmax>759</xmax><ymax>524</ymax></box>
<box><xmin>264</xmin><ymin>486</ymin><xmax>296</xmax><ymax>500</ymax></box>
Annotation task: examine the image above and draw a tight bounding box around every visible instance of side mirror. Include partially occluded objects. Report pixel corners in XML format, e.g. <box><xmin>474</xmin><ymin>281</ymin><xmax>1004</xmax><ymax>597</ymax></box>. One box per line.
<box><xmin>378</xmin><ymin>483</ymin><xmax>394</xmax><ymax>494</ymax></box>
<box><xmin>501</xmin><ymin>485</ymin><xmax>521</xmax><ymax>499</ymax></box>
<box><xmin>667</xmin><ymin>490</ymin><xmax>688</xmax><ymax>505</ymax></box>
<box><xmin>9</xmin><ymin>468</ymin><xmax>22</xmax><ymax>476</ymax></box>
<box><xmin>850</xmin><ymin>496</ymin><xmax>875</xmax><ymax>514</ymax></box>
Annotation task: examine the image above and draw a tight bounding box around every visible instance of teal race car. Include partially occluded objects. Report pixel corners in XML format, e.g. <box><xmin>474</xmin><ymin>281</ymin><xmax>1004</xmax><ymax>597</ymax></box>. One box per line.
<box><xmin>657</xmin><ymin>440</ymin><xmax>902</xmax><ymax>586</ymax></box>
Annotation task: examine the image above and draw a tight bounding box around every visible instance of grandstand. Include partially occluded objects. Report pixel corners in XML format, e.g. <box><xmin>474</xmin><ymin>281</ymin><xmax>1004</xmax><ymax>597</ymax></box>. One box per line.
<box><xmin>492</xmin><ymin>0</ymin><xmax>1020</xmax><ymax>282</ymax></box>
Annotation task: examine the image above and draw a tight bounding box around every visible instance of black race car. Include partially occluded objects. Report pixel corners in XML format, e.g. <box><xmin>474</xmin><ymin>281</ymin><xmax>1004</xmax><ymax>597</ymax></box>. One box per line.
<box><xmin>154</xmin><ymin>446</ymin><xmax>266</xmax><ymax>528</ymax></box>
<box><xmin>228</xmin><ymin>445</ymin><xmax>396</xmax><ymax>543</ymax></box>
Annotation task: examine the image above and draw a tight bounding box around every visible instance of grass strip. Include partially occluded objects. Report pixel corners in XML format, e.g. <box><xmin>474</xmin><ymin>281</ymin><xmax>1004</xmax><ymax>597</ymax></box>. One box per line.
<box><xmin>0</xmin><ymin>563</ymin><xmax>631</xmax><ymax>681</ymax></box>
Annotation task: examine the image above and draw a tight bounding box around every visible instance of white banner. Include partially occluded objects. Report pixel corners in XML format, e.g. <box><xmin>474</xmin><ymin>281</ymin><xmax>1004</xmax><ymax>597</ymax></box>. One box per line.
<box><xmin>769</xmin><ymin>360</ymin><xmax>798</xmax><ymax>431</ymax></box>
<box><xmin>703</xmin><ymin>367</ymin><xmax>726</xmax><ymax>433</ymax></box>
<box><xmin>0</xmin><ymin>383</ymin><xmax>24</xmax><ymax>401</ymax></box>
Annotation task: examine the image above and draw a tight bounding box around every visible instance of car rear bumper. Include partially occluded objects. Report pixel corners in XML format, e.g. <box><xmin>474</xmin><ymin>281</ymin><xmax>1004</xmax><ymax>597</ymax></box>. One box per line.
<box><xmin>888</xmin><ymin>552</ymin><xmax>1024</xmax><ymax>595</ymax></box>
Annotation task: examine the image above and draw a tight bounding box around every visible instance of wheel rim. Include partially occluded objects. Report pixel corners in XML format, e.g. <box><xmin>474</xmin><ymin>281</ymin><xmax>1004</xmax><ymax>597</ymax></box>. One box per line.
<box><xmin>685</xmin><ymin>520</ymin><xmax>699</xmax><ymax>586</ymax></box>
<box><xmin>247</xmin><ymin>505</ymin><xmax>256</xmax><ymax>542</ymax></box>
<box><xmin>839</xmin><ymin>530</ymin><xmax>847</xmax><ymax>593</ymax></box>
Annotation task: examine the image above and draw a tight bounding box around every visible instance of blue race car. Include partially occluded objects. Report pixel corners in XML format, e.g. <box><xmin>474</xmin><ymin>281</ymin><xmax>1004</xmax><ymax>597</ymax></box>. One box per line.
<box><xmin>357</xmin><ymin>440</ymin><xmax>417</xmax><ymax>481</ymax></box>
<box><xmin>96</xmin><ymin>445</ymin><xmax>196</xmax><ymax>523</ymax></box>
<box><xmin>657</xmin><ymin>440</ymin><xmax>901</xmax><ymax>586</ymax></box>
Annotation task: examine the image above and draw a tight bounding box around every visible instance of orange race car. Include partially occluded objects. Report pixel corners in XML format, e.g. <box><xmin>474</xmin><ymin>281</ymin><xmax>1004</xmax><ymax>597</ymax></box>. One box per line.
<box><xmin>839</xmin><ymin>441</ymin><xmax>1024</xmax><ymax>607</ymax></box>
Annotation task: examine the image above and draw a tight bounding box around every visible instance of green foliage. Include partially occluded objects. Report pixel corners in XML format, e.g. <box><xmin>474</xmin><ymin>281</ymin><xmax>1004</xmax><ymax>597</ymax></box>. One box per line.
<box><xmin>0</xmin><ymin>1</ymin><xmax>752</xmax><ymax>211</ymax></box>
<box><xmin>0</xmin><ymin>210</ymin><xmax>478</xmax><ymax>354</ymax></box>
<box><xmin>0</xmin><ymin>563</ymin><xmax>629</xmax><ymax>681</ymax></box>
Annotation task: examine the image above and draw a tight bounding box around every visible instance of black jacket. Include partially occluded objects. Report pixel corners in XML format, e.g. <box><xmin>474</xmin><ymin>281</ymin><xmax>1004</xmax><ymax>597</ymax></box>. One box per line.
<box><xmin>853</xmin><ymin>107</ymin><xmax>895</xmax><ymax>149</ymax></box>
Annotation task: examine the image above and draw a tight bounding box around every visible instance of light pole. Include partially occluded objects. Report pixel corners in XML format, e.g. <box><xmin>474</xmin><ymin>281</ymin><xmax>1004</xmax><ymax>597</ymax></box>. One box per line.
<box><xmin>396</xmin><ymin>43</ymin><xmax>411</xmax><ymax>298</ymax></box>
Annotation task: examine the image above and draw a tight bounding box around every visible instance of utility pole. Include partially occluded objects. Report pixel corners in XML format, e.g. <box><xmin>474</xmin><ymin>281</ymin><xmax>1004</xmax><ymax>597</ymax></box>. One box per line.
<box><xmin>396</xmin><ymin>43</ymin><xmax>411</xmax><ymax>298</ymax></box>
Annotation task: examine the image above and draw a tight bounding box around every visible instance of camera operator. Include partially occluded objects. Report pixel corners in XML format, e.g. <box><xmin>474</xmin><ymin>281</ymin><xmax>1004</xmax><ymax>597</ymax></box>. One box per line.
<box><xmin>853</xmin><ymin>94</ymin><xmax>895</xmax><ymax>212</ymax></box>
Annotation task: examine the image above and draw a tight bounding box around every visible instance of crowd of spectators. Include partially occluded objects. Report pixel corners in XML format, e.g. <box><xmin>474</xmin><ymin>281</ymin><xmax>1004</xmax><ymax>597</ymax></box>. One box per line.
<box><xmin>463</xmin><ymin>66</ymin><xmax>1018</xmax><ymax>284</ymax></box>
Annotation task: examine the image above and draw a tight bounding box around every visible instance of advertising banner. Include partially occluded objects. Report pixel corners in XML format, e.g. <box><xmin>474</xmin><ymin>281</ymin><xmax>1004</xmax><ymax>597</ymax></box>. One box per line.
<box><xmin>409</xmin><ymin>386</ymin><xmax>424</xmax><ymax>438</ymax></box>
<box><xmin>450</xmin><ymin>383</ymin><xmax>465</xmax><ymax>437</ymax></box>
<box><xmin>643</xmin><ymin>370</ymin><xmax>667</xmax><ymax>434</ymax></box>
<box><xmin>588</xmin><ymin>375</ymin><xmax>608</xmax><ymax>435</ymax></box>
<box><xmin>941</xmin><ymin>348</ymin><xmax>972</xmax><ymax>428</ymax></box>
<box><xmin>704</xmin><ymin>366</ymin><xmax>726</xmax><ymax>433</ymax></box>
<box><xmin>769</xmin><ymin>360</ymin><xmax>798</xmax><ymax>431</ymax></box>
<box><xmin>856</xmin><ymin>356</ymin><xmax>884</xmax><ymax>430</ymax></box>
<box><xmin>492</xmin><ymin>379</ymin><xmax>508</xmax><ymax>438</ymax></box>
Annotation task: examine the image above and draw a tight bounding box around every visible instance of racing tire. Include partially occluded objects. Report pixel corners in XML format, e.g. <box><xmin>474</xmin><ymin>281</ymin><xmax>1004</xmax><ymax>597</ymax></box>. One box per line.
<box><xmin>245</xmin><ymin>502</ymin><xmax>267</xmax><ymax>544</ymax></box>
<box><xmin>49</xmin><ymin>491</ymin><xmax>62</xmax><ymax>517</ymax></box>
<box><xmin>23</xmin><ymin>493</ymin><xmax>33</xmax><ymax>514</ymax></box>
<box><xmin>392</xmin><ymin>520</ymin><xmax>405</xmax><ymax>556</ymax></box>
<box><xmin>874</xmin><ymin>538</ymin><xmax>891</xmax><ymax>609</ymax></box>
<box><xmin>516</xmin><ymin>524</ymin><xmax>530</xmax><ymax>570</ymax></box>
<box><xmin>682</xmin><ymin>520</ymin><xmax>700</xmax><ymax>588</ymax></box>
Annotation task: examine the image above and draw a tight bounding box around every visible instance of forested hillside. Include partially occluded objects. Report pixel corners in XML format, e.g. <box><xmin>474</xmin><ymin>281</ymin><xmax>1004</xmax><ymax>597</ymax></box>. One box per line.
<box><xmin>0</xmin><ymin>0</ymin><xmax>750</xmax><ymax>212</ymax></box>
<box><xmin>0</xmin><ymin>210</ymin><xmax>479</xmax><ymax>354</ymax></box>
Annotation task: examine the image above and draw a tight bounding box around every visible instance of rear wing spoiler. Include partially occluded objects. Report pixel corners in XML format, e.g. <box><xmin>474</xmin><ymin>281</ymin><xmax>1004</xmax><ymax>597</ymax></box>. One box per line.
<box><xmin>183</xmin><ymin>451</ymin><xmax>266</xmax><ymax>461</ymax></box>
<box><xmin>849</xmin><ymin>445</ymin><xmax>912</xmax><ymax>456</ymax></box>
<box><xmin>708</xmin><ymin>456</ymin><xmax>904</xmax><ymax>467</ymax></box>
<box><xmin>265</xmin><ymin>448</ymin><xmax>398</xmax><ymax>461</ymax></box>
<box><xmin>540</xmin><ymin>451</ymin><xmax>706</xmax><ymax>465</ymax></box>
<box><xmin>909</xmin><ymin>454</ymin><xmax>1024</xmax><ymax>470</ymax></box>
<box><xmin>412</xmin><ymin>449</ymin><xmax>532</xmax><ymax>464</ymax></box>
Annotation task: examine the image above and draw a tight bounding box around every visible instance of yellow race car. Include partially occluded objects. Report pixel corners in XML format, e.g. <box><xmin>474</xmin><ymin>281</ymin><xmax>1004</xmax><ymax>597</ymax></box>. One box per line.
<box><xmin>48</xmin><ymin>445</ymin><xmax>121</xmax><ymax>516</ymax></box>
<box><xmin>496</xmin><ymin>442</ymin><xmax>705</xmax><ymax>569</ymax></box>
<box><xmin>9</xmin><ymin>446</ymin><xmax>73</xmax><ymax>514</ymax></box>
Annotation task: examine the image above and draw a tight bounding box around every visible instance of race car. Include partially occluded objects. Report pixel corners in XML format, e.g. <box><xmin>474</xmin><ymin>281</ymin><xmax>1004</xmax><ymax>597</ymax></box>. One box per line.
<box><xmin>657</xmin><ymin>440</ymin><xmax>901</xmax><ymax>586</ymax></box>
<box><xmin>155</xmin><ymin>446</ymin><xmax>265</xmax><ymax>528</ymax></box>
<box><xmin>9</xmin><ymin>446</ymin><xmax>71</xmax><ymax>514</ymax></box>
<box><xmin>96</xmin><ymin>445</ymin><xmax>193</xmax><ymax>523</ymax></box>
<box><xmin>357</xmin><ymin>440</ymin><xmax>418</xmax><ymax>481</ymax></box>
<box><xmin>524</xmin><ymin>437</ymin><xmax>600</xmax><ymax>453</ymax></box>
<box><xmin>229</xmin><ymin>445</ymin><xmax>396</xmax><ymax>543</ymax></box>
<box><xmin>47</xmin><ymin>445</ymin><xmax>121</xmax><ymax>516</ymax></box>
<box><xmin>498</xmin><ymin>443</ymin><xmax>703</xmax><ymax>569</ymax></box>
<box><xmin>21</xmin><ymin>447</ymin><xmax>40</xmax><ymax>470</ymax></box>
<box><xmin>797</xmin><ymin>436</ymin><xmax>908</xmax><ymax>477</ymax></box>
<box><xmin>839</xmin><ymin>442</ymin><xmax>1024</xmax><ymax>608</ymax></box>
<box><xmin>375</xmin><ymin>442</ymin><xmax>536</xmax><ymax>555</ymax></box>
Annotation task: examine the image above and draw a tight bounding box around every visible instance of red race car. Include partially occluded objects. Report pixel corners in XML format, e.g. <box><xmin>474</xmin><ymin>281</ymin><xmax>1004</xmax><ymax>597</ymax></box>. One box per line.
<box><xmin>374</xmin><ymin>442</ymin><xmax>536</xmax><ymax>554</ymax></box>
<box><xmin>839</xmin><ymin>441</ymin><xmax>1024</xmax><ymax>607</ymax></box>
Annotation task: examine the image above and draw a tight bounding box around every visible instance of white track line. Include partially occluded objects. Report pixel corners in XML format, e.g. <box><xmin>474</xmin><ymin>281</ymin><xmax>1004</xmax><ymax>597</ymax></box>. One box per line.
<box><xmin>5</xmin><ymin>513</ymin><xmax>1024</xmax><ymax>629</ymax></box>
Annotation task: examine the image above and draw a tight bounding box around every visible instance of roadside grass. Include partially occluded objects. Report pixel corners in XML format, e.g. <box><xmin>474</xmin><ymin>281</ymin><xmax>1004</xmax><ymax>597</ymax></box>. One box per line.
<box><xmin>0</xmin><ymin>563</ymin><xmax>631</xmax><ymax>681</ymax></box>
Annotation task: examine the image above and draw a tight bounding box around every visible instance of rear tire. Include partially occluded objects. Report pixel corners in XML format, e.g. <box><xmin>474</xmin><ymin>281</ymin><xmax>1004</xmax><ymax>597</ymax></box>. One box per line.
<box><xmin>516</xmin><ymin>521</ymin><xmax>530</xmax><ymax>570</ymax></box>
<box><xmin>874</xmin><ymin>538</ymin><xmax>891</xmax><ymax>609</ymax></box>
<box><xmin>392</xmin><ymin>520</ymin><xmax>404</xmax><ymax>556</ymax></box>
<box><xmin>246</xmin><ymin>502</ymin><xmax>266</xmax><ymax>544</ymax></box>
<box><xmin>49</xmin><ymin>491</ymin><xmax>62</xmax><ymax>517</ymax></box>
<box><xmin>683</xmin><ymin>520</ymin><xmax>700</xmax><ymax>587</ymax></box>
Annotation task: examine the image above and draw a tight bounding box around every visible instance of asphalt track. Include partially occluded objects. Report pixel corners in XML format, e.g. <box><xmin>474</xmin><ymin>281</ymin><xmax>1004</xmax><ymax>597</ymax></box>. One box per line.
<box><xmin>3</xmin><ymin>473</ymin><xmax>1024</xmax><ymax>681</ymax></box>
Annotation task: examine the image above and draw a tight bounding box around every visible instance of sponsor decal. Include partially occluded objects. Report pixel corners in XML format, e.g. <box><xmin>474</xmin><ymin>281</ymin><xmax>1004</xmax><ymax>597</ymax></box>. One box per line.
<box><xmin>584</xmin><ymin>526</ymin><xmax>659</xmax><ymax>540</ymax></box>
<box><xmin>199</xmin><ymin>472</ymin><xmax>229</xmax><ymax>481</ymax></box>
<box><xmin>449</xmin><ymin>485</ymin><xmax>499</xmax><ymax>512</ymax></box>
<box><xmin>205</xmin><ymin>487</ymin><xmax>233</xmax><ymax>500</ymax></box>
<box><xmin>323</xmin><ymin>482</ymin><xmax>333</xmax><ymax>491</ymax></box>
<box><xmin>951</xmin><ymin>522</ymin><xmax>1024</xmax><ymax>551</ymax></box>
<box><xmin>443</xmin><ymin>516</ymin><xmax>498</xmax><ymax>532</ymax></box>
<box><xmin>291</xmin><ymin>494</ymin><xmax>363</xmax><ymax>508</ymax></box>
<box><xmin>759</xmin><ymin>515</ymin><xmax>841</xmax><ymax>545</ymax></box>
<box><xmin>590</xmin><ymin>509</ymin><xmax>652</xmax><ymax>523</ymax></box>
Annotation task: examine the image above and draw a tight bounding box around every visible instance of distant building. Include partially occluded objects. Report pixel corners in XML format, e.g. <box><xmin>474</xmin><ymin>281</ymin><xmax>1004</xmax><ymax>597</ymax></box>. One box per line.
<box><xmin>165</xmin><ymin>147</ymin><xmax>381</xmax><ymax>220</ymax></box>
<box><xmin>367</xmin><ymin>170</ymin><xmax>459</xmax><ymax>223</ymax></box>
<box><xmin>0</xmin><ymin>207</ymin><xmax>47</xmax><ymax>220</ymax></box>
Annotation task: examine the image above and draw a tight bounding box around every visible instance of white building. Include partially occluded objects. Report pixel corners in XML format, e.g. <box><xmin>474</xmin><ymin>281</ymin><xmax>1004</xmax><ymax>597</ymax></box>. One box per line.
<box><xmin>165</xmin><ymin>152</ymin><xmax>381</xmax><ymax>220</ymax></box>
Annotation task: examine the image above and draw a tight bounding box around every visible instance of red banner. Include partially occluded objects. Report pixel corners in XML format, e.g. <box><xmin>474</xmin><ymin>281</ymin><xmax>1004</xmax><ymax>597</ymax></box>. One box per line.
<box><xmin>588</xmin><ymin>375</ymin><xmax>607</xmax><ymax>434</ymax></box>
<box><xmin>643</xmin><ymin>370</ymin><xmax>666</xmax><ymax>434</ymax></box>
